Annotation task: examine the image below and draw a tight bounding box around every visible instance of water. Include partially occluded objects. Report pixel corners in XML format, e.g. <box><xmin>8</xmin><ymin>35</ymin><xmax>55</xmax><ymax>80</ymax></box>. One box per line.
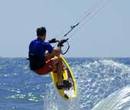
<box><xmin>0</xmin><ymin>57</ymin><xmax>130</xmax><ymax>110</ymax></box>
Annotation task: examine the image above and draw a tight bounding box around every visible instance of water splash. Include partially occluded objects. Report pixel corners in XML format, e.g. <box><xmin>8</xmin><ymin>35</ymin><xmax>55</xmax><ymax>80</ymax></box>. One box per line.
<box><xmin>43</xmin><ymin>82</ymin><xmax>80</xmax><ymax>110</ymax></box>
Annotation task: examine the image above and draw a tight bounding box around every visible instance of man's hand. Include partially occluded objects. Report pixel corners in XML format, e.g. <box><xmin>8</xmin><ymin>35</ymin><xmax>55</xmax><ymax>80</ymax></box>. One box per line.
<box><xmin>54</xmin><ymin>47</ymin><xmax>61</xmax><ymax>56</ymax></box>
<box><xmin>45</xmin><ymin>47</ymin><xmax>61</xmax><ymax>60</ymax></box>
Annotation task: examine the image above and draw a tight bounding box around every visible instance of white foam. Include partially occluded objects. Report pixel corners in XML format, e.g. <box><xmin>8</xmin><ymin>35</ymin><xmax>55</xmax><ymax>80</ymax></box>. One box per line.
<box><xmin>64</xmin><ymin>88</ymin><xmax>75</xmax><ymax>98</ymax></box>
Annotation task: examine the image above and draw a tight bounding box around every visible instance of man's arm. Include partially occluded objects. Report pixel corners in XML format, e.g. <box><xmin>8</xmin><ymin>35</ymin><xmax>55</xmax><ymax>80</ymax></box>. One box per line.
<box><xmin>45</xmin><ymin>47</ymin><xmax>61</xmax><ymax>60</ymax></box>
<box><xmin>45</xmin><ymin>42</ymin><xmax>61</xmax><ymax>59</ymax></box>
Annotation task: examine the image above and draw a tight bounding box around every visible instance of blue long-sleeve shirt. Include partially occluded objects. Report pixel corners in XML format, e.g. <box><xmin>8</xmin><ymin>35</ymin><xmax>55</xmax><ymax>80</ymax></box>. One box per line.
<box><xmin>29</xmin><ymin>38</ymin><xmax>53</xmax><ymax>70</ymax></box>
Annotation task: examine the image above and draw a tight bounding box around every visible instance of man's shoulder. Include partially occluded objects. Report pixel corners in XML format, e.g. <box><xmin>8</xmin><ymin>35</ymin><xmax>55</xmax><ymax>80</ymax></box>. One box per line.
<box><xmin>29</xmin><ymin>39</ymin><xmax>39</xmax><ymax>48</ymax></box>
<box><xmin>30</xmin><ymin>39</ymin><xmax>40</xmax><ymax>44</ymax></box>
<box><xmin>30</xmin><ymin>39</ymin><xmax>37</xmax><ymax>43</ymax></box>
<box><xmin>42</xmin><ymin>42</ymin><xmax>53</xmax><ymax>50</ymax></box>
<box><xmin>30</xmin><ymin>39</ymin><xmax>52</xmax><ymax>47</ymax></box>
<box><xmin>41</xmin><ymin>41</ymin><xmax>50</xmax><ymax>45</ymax></box>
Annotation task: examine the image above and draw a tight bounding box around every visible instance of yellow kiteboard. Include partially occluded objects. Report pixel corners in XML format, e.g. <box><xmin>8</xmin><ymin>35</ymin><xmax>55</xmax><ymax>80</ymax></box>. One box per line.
<box><xmin>50</xmin><ymin>55</ymin><xmax>77</xmax><ymax>100</ymax></box>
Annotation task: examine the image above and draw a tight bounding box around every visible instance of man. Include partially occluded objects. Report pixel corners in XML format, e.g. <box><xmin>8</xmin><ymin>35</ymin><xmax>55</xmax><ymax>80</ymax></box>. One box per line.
<box><xmin>28</xmin><ymin>27</ymin><xmax>71</xmax><ymax>89</ymax></box>
<box><xmin>29</xmin><ymin>27</ymin><xmax>61</xmax><ymax>75</ymax></box>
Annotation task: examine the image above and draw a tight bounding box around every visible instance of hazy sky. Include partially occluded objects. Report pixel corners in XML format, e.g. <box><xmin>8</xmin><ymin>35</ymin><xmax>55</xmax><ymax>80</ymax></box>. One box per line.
<box><xmin>0</xmin><ymin>0</ymin><xmax>130</xmax><ymax>57</ymax></box>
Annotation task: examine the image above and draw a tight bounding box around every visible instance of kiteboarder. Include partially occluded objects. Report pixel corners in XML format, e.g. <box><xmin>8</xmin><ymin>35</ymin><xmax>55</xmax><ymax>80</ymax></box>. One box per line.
<box><xmin>28</xmin><ymin>27</ymin><xmax>71</xmax><ymax>89</ymax></box>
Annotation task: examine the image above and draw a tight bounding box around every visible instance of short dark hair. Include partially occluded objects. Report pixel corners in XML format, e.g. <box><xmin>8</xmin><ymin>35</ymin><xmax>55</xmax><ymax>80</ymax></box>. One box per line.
<box><xmin>36</xmin><ymin>27</ymin><xmax>46</xmax><ymax>36</ymax></box>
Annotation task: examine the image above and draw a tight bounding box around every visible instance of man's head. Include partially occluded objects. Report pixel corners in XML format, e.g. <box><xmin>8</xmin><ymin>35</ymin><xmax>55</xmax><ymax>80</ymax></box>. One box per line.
<box><xmin>36</xmin><ymin>27</ymin><xmax>46</xmax><ymax>40</ymax></box>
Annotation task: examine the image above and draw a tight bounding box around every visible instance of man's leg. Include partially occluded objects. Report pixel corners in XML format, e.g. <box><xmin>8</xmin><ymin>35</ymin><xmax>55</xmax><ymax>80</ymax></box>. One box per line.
<box><xmin>51</xmin><ymin>57</ymin><xmax>64</xmax><ymax>84</ymax></box>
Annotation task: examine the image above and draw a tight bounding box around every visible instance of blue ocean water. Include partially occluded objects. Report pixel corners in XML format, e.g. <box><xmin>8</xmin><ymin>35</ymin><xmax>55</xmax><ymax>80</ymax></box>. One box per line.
<box><xmin>0</xmin><ymin>57</ymin><xmax>130</xmax><ymax>110</ymax></box>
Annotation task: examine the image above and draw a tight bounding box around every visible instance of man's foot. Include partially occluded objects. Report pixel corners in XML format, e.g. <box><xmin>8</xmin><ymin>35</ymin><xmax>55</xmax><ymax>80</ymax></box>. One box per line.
<box><xmin>56</xmin><ymin>82</ymin><xmax>64</xmax><ymax>89</ymax></box>
<box><xmin>56</xmin><ymin>80</ymin><xmax>72</xmax><ymax>89</ymax></box>
<box><xmin>63</xmin><ymin>80</ymin><xmax>72</xmax><ymax>89</ymax></box>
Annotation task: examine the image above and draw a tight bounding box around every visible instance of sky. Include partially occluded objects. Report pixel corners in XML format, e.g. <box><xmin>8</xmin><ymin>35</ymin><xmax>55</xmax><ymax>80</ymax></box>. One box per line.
<box><xmin>0</xmin><ymin>0</ymin><xmax>130</xmax><ymax>57</ymax></box>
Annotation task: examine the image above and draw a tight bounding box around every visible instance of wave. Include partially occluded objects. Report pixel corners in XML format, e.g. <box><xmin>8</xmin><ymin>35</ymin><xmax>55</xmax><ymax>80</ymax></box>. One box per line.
<box><xmin>74</xmin><ymin>59</ymin><xmax>130</xmax><ymax>109</ymax></box>
<box><xmin>92</xmin><ymin>85</ymin><xmax>130</xmax><ymax>110</ymax></box>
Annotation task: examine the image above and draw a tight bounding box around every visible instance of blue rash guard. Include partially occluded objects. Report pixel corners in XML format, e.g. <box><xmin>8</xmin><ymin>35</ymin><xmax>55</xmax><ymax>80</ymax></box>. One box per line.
<box><xmin>29</xmin><ymin>38</ymin><xmax>53</xmax><ymax>70</ymax></box>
